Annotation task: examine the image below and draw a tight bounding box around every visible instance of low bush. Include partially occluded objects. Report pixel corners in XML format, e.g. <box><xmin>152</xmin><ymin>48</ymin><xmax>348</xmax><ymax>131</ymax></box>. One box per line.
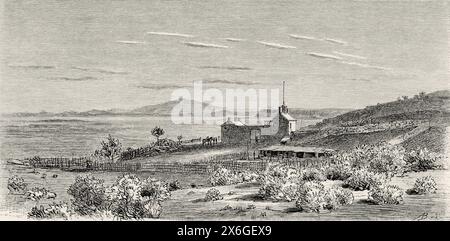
<box><xmin>168</xmin><ymin>180</ymin><xmax>182</xmax><ymax>191</ymax></box>
<box><xmin>26</xmin><ymin>187</ymin><xmax>56</xmax><ymax>201</ymax></box>
<box><xmin>106</xmin><ymin>174</ymin><xmax>170</xmax><ymax>219</ymax></box>
<box><xmin>295</xmin><ymin>181</ymin><xmax>326</xmax><ymax>212</ymax></box>
<box><xmin>28</xmin><ymin>202</ymin><xmax>71</xmax><ymax>220</ymax></box>
<box><xmin>301</xmin><ymin>168</ymin><xmax>326</xmax><ymax>181</ymax></box>
<box><xmin>258</xmin><ymin>163</ymin><xmax>303</xmax><ymax>201</ymax></box>
<box><xmin>324</xmin><ymin>186</ymin><xmax>354</xmax><ymax>210</ymax></box>
<box><xmin>343</xmin><ymin>169</ymin><xmax>385</xmax><ymax>191</ymax></box>
<box><xmin>67</xmin><ymin>175</ymin><xmax>107</xmax><ymax>215</ymax></box>
<box><xmin>209</xmin><ymin>168</ymin><xmax>241</xmax><ymax>186</ymax></box>
<box><xmin>204</xmin><ymin>188</ymin><xmax>223</xmax><ymax>201</ymax></box>
<box><xmin>368</xmin><ymin>184</ymin><xmax>404</xmax><ymax>205</ymax></box>
<box><xmin>407</xmin><ymin>176</ymin><xmax>437</xmax><ymax>195</ymax></box>
<box><xmin>405</xmin><ymin>149</ymin><xmax>443</xmax><ymax>172</ymax></box>
<box><xmin>323</xmin><ymin>163</ymin><xmax>352</xmax><ymax>181</ymax></box>
<box><xmin>7</xmin><ymin>175</ymin><xmax>27</xmax><ymax>194</ymax></box>
<box><xmin>332</xmin><ymin>143</ymin><xmax>407</xmax><ymax>177</ymax></box>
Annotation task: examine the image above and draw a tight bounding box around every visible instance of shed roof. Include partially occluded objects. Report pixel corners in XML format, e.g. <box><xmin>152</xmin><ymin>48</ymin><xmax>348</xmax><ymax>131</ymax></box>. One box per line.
<box><xmin>259</xmin><ymin>145</ymin><xmax>334</xmax><ymax>153</ymax></box>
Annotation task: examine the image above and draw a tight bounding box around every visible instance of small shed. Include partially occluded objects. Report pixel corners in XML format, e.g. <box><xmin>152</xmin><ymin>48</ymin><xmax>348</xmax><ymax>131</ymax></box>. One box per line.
<box><xmin>258</xmin><ymin>145</ymin><xmax>334</xmax><ymax>158</ymax></box>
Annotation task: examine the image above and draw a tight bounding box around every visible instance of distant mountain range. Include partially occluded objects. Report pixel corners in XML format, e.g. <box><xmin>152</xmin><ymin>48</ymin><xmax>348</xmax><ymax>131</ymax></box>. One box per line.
<box><xmin>2</xmin><ymin>98</ymin><xmax>353</xmax><ymax>120</ymax></box>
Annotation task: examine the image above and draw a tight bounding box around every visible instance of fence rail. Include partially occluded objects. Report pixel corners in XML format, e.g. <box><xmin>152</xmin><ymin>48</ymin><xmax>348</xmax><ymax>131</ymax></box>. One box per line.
<box><xmin>27</xmin><ymin>157</ymin><xmax>141</xmax><ymax>172</ymax></box>
<box><xmin>141</xmin><ymin>156</ymin><xmax>331</xmax><ymax>174</ymax></box>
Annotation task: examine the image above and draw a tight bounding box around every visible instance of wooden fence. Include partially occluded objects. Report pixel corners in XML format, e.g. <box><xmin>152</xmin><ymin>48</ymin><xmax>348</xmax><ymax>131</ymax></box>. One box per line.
<box><xmin>27</xmin><ymin>157</ymin><xmax>141</xmax><ymax>172</ymax></box>
<box><xmin>140</xmin><ymin>156</ymin><xmax>331</xmax><ymax>174</ymax></box>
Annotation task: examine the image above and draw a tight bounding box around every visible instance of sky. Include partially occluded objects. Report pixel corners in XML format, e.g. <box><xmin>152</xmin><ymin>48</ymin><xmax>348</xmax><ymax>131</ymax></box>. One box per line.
<box><xmin>1</xmin><ymin>0</ymin><xmax>449</xmax><ymax>113</ymax></box>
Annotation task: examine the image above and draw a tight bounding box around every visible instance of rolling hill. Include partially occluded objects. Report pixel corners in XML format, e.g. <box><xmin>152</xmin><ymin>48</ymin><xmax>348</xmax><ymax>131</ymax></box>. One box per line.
<box><xmin>291</xmin><ymin>90</ymin><xmax>450</xmax><ymax>153</ymax></box>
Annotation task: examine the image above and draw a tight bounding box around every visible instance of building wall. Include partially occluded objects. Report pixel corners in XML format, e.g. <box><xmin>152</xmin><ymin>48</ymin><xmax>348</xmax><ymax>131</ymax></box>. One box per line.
<box><xmin>221</xmin><ymin>125</ymin><xmax>251</xmax><ymax>144</ymax></box>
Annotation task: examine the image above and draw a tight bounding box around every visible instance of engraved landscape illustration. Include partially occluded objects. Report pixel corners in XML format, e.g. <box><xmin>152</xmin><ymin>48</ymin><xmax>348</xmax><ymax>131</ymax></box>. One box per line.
<box><xmin>0</xmin><ymin>0</ymin><xmax>449</xmax><ymax>220</ymax></box>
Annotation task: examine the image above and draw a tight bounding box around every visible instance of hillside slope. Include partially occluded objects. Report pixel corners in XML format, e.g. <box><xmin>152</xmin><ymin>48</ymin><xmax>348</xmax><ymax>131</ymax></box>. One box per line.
<box><xmin>291</xmin><ymin>90</ymin><xmax>450</xmax><ymax>152</ymax></box>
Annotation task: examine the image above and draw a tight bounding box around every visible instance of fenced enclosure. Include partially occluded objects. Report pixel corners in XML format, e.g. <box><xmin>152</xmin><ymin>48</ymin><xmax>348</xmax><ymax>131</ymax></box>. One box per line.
<box><xmin>140</xmin><ymin>156</ymin><xmax>332</xmax><ymax>174</ymax></box>
<box><xmin>27</xmin><ymin>157</ymin><xmax>141</xmax><ymax>172</ymax></box>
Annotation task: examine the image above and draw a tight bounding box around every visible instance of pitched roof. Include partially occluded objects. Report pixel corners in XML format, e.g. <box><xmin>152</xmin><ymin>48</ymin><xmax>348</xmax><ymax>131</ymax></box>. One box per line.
<box><xmin>259</xmin><ymin>145</ymin><xmax>334</xmax><ymax>153</ymax></box>
<box><xmin>281</xmin><ymin>113</ymin><xmax>296</xmax><ymax>121</ymax></box>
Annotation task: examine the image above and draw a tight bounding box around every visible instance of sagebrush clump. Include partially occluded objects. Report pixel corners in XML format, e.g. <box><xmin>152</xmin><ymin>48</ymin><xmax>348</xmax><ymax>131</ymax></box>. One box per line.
<box><xmin>28</xmin><ymin>202</ymin><xmax>71</xmax><ymax>220</ymax></box>
<box><xmin>405</xmin><ymin>149</ymin><xmax>443</xmax><ymax>172</ymax></box>
<box><xmin>7</xmin><ymin>175</ymin><xmax>27</xmax><ymax>194</ymax></box>
<box><xmin>259</xmin><ymin>163</ymin><xmax>302</xmax><ymax>201</ymax></box>
<box><xmin>407</xmin><ymin>176</ymin><xmax>437</xmax><ymax>195</ymax></box>
<box><xmin>204</xmin><ymin>188</ymin><xmax>223</xmax><ymax>201</ymax></box>
<box><xmin>368</xmin><ymin>184</ymin><xmax>404</xmax><ymax>205</ymax></box>
<box><xmin>301</xmin><ymin>168</ymin><xmax>326</xmax><ymax>181</ymax></box>
<box><xmin>343</xmin><ymin>169</ymin><xmax>385</xmax><ymax>191</ymax></box>
<box><xmin>67</xmin><ymin>175</ymin><xmax>107</xmax><ymax>215</ymax></box>
<box><xmin>295</xmin><ymin>182</ymin><xmax>353</xmax><ymax>212</ymax></box>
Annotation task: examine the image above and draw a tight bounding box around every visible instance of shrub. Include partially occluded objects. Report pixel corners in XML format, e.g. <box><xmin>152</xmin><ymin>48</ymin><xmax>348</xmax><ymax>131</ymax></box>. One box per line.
<box><xmin>7</xmin><ymin>175</ymin><xmax>27</xmax><ymax>194</ymax></box>
<box><xmin>407</xmin><ymin>176</ymin><xmax>437</xmax><ymax>195</ymax></box>
<box><xmin>368</xmin><ymin>184</ymin><xmax>404</xmax><ymax>205</ymax></box>
<box><xmin>209</xmin><ymin>168</ymin><xmax>241</xmax><ymax>186</ymax></box>
<box><xmin>295</xmin><ymin>182</ymin><xmax>354</xmax><ymax>213</ymax></box>
<box><xmin>107</xmin><ymin>174</ymin><xmax>169</xmax><ymax>219</ymax></box>
<box><xmin>28</xmin><ymin>202</ymin><xmax>71</xmax><ymax>220</ymax></box>
<box><xmin>26</xmin><ymin>187</ymin><xmax>56</xmax><ymax>201</ymax></box>
<box><xmin>301</xmin><ymin>168</ymin><xmax>326</xmax><ymax>181</ymax></box>
<box><xmin>295</xmin><ymin>181</ymin><xmax>326</xmax><ymax>212</ymax></box>
<box><xmin>67</xmin><ymin>175</ymin><xmax>107</xmax><ymax>215</ymax></box>
<box><xmin>238</xmin><ymin>170</ymin><xmax>260</xmax><ymax>183</ymax></box>
<box><xmin>323</xmin><ymin>163</ymin><xmax>352</xmax><ymax>181</ymax></box>
<box><xmin>168</xmin><ymin>180</ymin><xmax>182</xmax><ymax>191</ymax></box>
<box><xmin>323</xmin><ymin>186</ymin><xmax>354</xmax><ymax>210</ymax></box>
<box><xmin>332</xmin><ymin>143</ymin><xmax>406</xmax><ymax>177</ymax></box>
<box><xmin>343</xmin><ymin>169</ymin><xmax>385</xmax><ymax>191</ymax></box>
<box><xmin>406</xmin><ymin>149</ymin><xmax>443</xmax><ymax>172</ymax></box>
<box><xmin>367</xmin><ymin>143</ymin><xmax>406</xmax><ymax>177</ymax></box>
<box><xmin>258</xmin><ymin>163</ymin><xmax>303</xmax><ymax>201</ymax></box>
<box><xmin>204</xmin><ymin>188</ymin><xmax>223</xmax><ymax>201</ymax></box>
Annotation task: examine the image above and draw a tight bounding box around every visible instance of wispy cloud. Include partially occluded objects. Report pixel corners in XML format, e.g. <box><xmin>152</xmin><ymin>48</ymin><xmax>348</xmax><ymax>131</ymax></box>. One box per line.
<box><xmin>8</xmin><ymin>64</ymin><xmax>55</xmax><ymax>69</ymax></box>
<box><xmin>256</xmin><ymin>41</ymin><xmax>296</xmax><ymax>49</ymax></box>
<box><xmin>203</xmin><ymin>79</ymin><xmax>259</xmax><ymax>85</ymax></box>
<box><xmin>50</xmin><ymin>76</ymin><xmax>98</xmax><ymax>81</ymax></box>
<box><xmin>137</xmin><ymin>84</ymin><xmax>190</xmax><ymax>90</ymax></box>
<box><xmin>183</xmin><ymin>42</ymin><xmax>229</xmax><ymax>49</ymax></box>
<box><xmin>115</xmin><ymin>40</ymin><xmax>146</xmax><ymax>45</ymax></box>
<box><xmin>146</xmin><ymin>31</ymin><xmax>194</xmax><ymax>38</ymax></box>
<box><xmin>224</xmin><ymin>38</ymin><xmax>246</xmax><ymax>42</ymax></box>
<box><xmin>339</xmin><ymin>61</ymin><xmax>391</xmax><ymax>71</ymax></box>
<box><xmin>289</xmin><ymin>34</ymin><xmax>319</xmax><ymax>41</ymax></box>
<box><xmin>306</xmin><ymin>52</ymin><xmax>343</xmax><ymax>60</ymax></box>
<box><xmin>333</xmin><ymin>51</ymin><xmax>367</xmax><ymax>60</ymax></box>
<box><xmin>72</xmin><ymin>67</ymin><xmax>129</xmax><ymax>75</ymax></box>
<box><xmin>323</xmin><ymin>38</ymin><xmax>347</xmax><ymax>45</ymax></box>
<box><xmin>198</xmin><ymin>66</ymin><xmax>252</xmax><ymax>71</ymax></box>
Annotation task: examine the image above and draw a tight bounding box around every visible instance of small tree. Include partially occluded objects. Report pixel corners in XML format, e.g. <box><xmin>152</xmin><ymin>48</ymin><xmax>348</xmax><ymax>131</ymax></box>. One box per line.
<box><xmin>151</xmin><ymin>126</ymin><xmax>165</xmax><ymax>143</ymax></box>
<box><xmin>95</xmin><ymin>134</ymin><xmax>122</xmax><ymax>162</ymax></box>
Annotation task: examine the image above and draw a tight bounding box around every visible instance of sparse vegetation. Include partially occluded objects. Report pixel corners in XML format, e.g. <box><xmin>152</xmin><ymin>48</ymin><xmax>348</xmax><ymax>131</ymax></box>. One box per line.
<box><xmin>7</xmin><ymin>175</ymin><xmax>27</xmax><ymax>194</ymax></box>
<box><xmin>259</xmin><ymin>163</ymin><xmax>302</xmax><ymax>201</ymax></box>
<box><xmin>67</xmin><ymin>175</ymin><xmax>107</xmax><ymax>215</ymax></box>
<box><xmin>368</xmin><ymin>184</ymin><xmax>404</xmax><ymax>205</ymax></box>
<box><xmin>343</xmin><ymin>169</ymin><xmax>385</xmax><ymax>191</ymax></box>
<box><xmin>28</xmin><ymin>202</ymin><xmax>71</xmax><ymax>220</ymax></box>
<box><xmin>301</xmin><ymin>168</ymin><xmax>326</xmax><ymax>181</ymax></box>
<box><xmin>407</xmin><ymin>176</ymin><xmax>437</xmax><ymax>195</ymax></box>
<box><xmin>405</xmin><ymin>149</ymin><xmax>443</xmax><ymax>172</ymax></box>
<box><xmin>205</xmin><ymin>188</ymin><xmax>223</xmax><ymax>201</ymax></box>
